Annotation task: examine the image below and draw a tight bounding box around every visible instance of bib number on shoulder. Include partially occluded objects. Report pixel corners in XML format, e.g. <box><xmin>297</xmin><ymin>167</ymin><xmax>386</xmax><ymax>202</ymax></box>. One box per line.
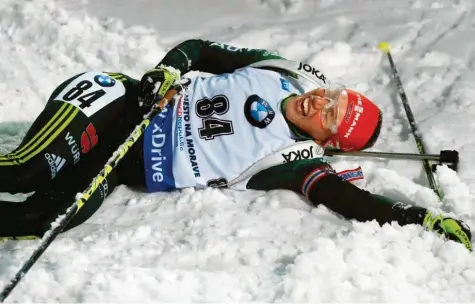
<box><xmin>55</xmin><ymin>72</ymin><xmax>125</xmax><ymax>117</ymax></box>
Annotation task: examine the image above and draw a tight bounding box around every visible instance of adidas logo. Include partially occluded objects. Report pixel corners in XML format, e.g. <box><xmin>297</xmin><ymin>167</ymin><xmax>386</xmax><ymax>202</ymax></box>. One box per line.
<box><xmin>52</xmin><ymin>154</ymin><xmax>66</xmax><ymax>171</ymax></box>
<box><xmin>44</xmin><ymin>153</ymin><xmax>66</xmax><ymax>179</ymax></box>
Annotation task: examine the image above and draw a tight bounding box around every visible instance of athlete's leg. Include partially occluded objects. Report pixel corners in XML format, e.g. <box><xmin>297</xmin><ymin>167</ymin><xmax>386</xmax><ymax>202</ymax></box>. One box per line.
<box><xmin>0</xmin><ymin>164</ymin><xmax>119</xmax><ymax>238</ymax></box>
<box><xmin>0</xmin><ymin>136</ymin><xmax>145</xmax><ymax>238</ymax></box>
<box><xmin>0</xmin><ymin>71</ymin><xmax>148</xmax><ymax>238</ymax></box>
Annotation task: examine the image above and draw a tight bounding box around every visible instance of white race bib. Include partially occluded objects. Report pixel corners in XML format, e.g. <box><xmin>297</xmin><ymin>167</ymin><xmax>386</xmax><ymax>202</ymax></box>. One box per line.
<box><xmin>54</xmin><ymin>72</ymin><xmax>125</xmax><ymax>117</ymax></box>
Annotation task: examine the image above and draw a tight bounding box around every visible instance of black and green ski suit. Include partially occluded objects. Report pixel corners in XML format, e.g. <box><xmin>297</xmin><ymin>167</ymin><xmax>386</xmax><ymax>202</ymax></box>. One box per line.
<box><xmin>0</xmin><ymin>39</ymin><xmax>428</xmax><ymax>239</ymax></box>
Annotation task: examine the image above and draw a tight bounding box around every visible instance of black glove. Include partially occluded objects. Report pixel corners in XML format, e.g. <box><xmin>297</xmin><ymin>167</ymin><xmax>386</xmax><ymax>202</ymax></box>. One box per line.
<box><xmin>138</xmin><ymin>66</ymin><xmax>180</xmax><ymax>107</ymax></box>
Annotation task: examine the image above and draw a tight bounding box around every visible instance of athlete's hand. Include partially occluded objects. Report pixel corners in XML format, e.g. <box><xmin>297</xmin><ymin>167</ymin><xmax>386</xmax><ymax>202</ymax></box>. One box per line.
<box><xmin>138</xmin><ymin>65</ymin><xmax>181</xmax><ymax>107</ymax></box>
<box><xmin>424</xmin><ymin>212</ymin><xmax>472</xmax><ymax>251</ymax></box>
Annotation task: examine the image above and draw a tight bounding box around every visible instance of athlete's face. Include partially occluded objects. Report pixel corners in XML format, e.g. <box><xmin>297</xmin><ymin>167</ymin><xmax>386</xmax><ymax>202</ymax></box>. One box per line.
<box><xmin>284</xmin><ymin>88</ymin><xmax>336</xmax><ymax>143</ymax></box>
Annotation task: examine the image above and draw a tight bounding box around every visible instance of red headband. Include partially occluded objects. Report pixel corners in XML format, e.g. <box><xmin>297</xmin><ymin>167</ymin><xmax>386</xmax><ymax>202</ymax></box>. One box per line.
<box><xmin>325</xmin><ymin>89</ymin><xmax>380</xmax><ymax>151</ymax></box>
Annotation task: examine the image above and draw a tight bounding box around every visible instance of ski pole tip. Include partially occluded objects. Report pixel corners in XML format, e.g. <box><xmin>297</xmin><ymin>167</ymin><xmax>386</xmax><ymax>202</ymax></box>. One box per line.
<box><xmin>378</xmin><ymin>41</ymin><xmax>391</xmax><ymax>53</ymax></box>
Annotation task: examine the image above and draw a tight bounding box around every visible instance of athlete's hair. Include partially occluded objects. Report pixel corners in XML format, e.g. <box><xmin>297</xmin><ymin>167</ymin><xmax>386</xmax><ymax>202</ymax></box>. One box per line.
<box><xmin>361</xmin><ymin>110</ymin><xmax>383</xmax><ymax>150</ymax></box>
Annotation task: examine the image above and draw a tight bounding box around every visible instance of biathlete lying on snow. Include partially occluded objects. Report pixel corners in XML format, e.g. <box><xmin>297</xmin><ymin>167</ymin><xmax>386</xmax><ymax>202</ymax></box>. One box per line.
<box><xmin>0</xmin><ymin>39</ymin><xmax>471</xmax><ymax>250</ymax></box>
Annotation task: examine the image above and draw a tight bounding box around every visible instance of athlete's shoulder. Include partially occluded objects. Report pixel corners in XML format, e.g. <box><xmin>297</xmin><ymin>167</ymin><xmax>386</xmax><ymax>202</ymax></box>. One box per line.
<box><xmin>103</xmin><ymin>72</ymin><xmax>139</xmax><ymax>86</ymax></box>
<box><xmin>207</xmin><ymin>41</ymin><xmax>285</xmax><ymax>59</ymax></box>
<box><xmin>159</xmin><ymin>39</ymin><xmax>287</xmax><ymax>75</ymax></box>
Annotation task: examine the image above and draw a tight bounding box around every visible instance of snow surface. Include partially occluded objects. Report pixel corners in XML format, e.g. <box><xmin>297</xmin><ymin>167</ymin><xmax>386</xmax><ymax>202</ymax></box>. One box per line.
<box><xmin>1</xmin><ymin>0</ymin><xmax>475</xmax><ymax>302</ymax></box>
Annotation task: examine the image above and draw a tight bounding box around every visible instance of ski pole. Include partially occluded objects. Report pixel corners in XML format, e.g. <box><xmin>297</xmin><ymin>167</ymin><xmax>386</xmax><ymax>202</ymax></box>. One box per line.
<box><xmin>324</xmin><ymin>149</ymin><xmax>458</xmax><ymax>170</ymax></box>
<box><xmin>0</xmin><ymin>89</ymin><xmax>178</xmax><ymax>302</ymax></box>
<box><xmin>378</xmin><ymin>42</ymin><xmax>442</xmax><ymax>199</ymax></box>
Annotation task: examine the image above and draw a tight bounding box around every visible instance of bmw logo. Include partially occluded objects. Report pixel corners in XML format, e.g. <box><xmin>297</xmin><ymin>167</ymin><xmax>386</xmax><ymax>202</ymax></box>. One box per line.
<box><xmin>94</xmin><ymin>74</ymin><xmax>116</xmax><ymax>87</ymax></box>
<box><xmin>244</xmin><ymin>95</ymin><xmax>275</xmax><ymax>128</ymax></box>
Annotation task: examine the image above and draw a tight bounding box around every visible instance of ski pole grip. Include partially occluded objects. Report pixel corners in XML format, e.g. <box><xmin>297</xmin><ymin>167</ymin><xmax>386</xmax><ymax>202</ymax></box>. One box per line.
<box><xmin>155</xmin><ymin>89</ymin><xmax>178</xmax><ymax>110</ymax></box>
<box><xmin>432</xmin><ymin>150</ymin><xmax>459</xmax><ymax>172</ymax></box>
<box><xmin>440</xmin><ymin>150</ymin><xmax>459</xmax><ymax>171</ymax></box>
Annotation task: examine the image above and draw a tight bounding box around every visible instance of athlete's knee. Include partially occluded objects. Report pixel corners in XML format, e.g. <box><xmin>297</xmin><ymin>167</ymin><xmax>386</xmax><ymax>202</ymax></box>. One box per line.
<box><xmin>0</xmin><ymin>149</ymin><xmax>72</xmax><ymax>194</ymax></box>
<box><xmin>0</xmin><ymin>161</ymin><xmax>43</xmax><ymax>194</ymax></box>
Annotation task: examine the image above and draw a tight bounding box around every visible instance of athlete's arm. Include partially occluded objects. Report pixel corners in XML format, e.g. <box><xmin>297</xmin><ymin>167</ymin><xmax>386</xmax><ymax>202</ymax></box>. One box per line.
<box><xmin>157</xmin><ymin>39</ymin><xmax>285</xmax><ymax>75</ymax></box>
<box><xmin>245</xmin><ymin>159</ymin><xmax>427</xmax><ymax>226</ymax></box>
<box><xmin>246</xmin><ymin>159</ymin><xmax>473</xmax><ymax>250</ymax></box>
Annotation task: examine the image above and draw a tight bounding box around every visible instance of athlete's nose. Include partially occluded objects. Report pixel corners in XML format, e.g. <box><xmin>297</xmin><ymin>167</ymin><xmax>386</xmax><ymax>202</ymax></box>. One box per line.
<box><xmin>309</xmin><ymin>96</ymin><xmax>330</xmax><ymax>115</ymax></box>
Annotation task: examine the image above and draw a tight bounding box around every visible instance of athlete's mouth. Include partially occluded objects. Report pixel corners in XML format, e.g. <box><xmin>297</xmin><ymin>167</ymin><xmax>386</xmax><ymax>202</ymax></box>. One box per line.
<box><xmin>300</xmin><ymin>97</ymin><xmax>310</xmax><ymax>116</ymax></box>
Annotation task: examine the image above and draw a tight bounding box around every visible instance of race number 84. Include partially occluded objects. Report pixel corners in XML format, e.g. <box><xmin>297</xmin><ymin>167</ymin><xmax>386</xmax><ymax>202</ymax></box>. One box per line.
<box><xmin>63</xmin><ymin>80</ymin><xmax>106</xmax><ymax>109</ymax></box>
<box><xmin>196</xmin><ymin>95</ymin><xmax>234</xmax><ymax>140</ymax></box>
